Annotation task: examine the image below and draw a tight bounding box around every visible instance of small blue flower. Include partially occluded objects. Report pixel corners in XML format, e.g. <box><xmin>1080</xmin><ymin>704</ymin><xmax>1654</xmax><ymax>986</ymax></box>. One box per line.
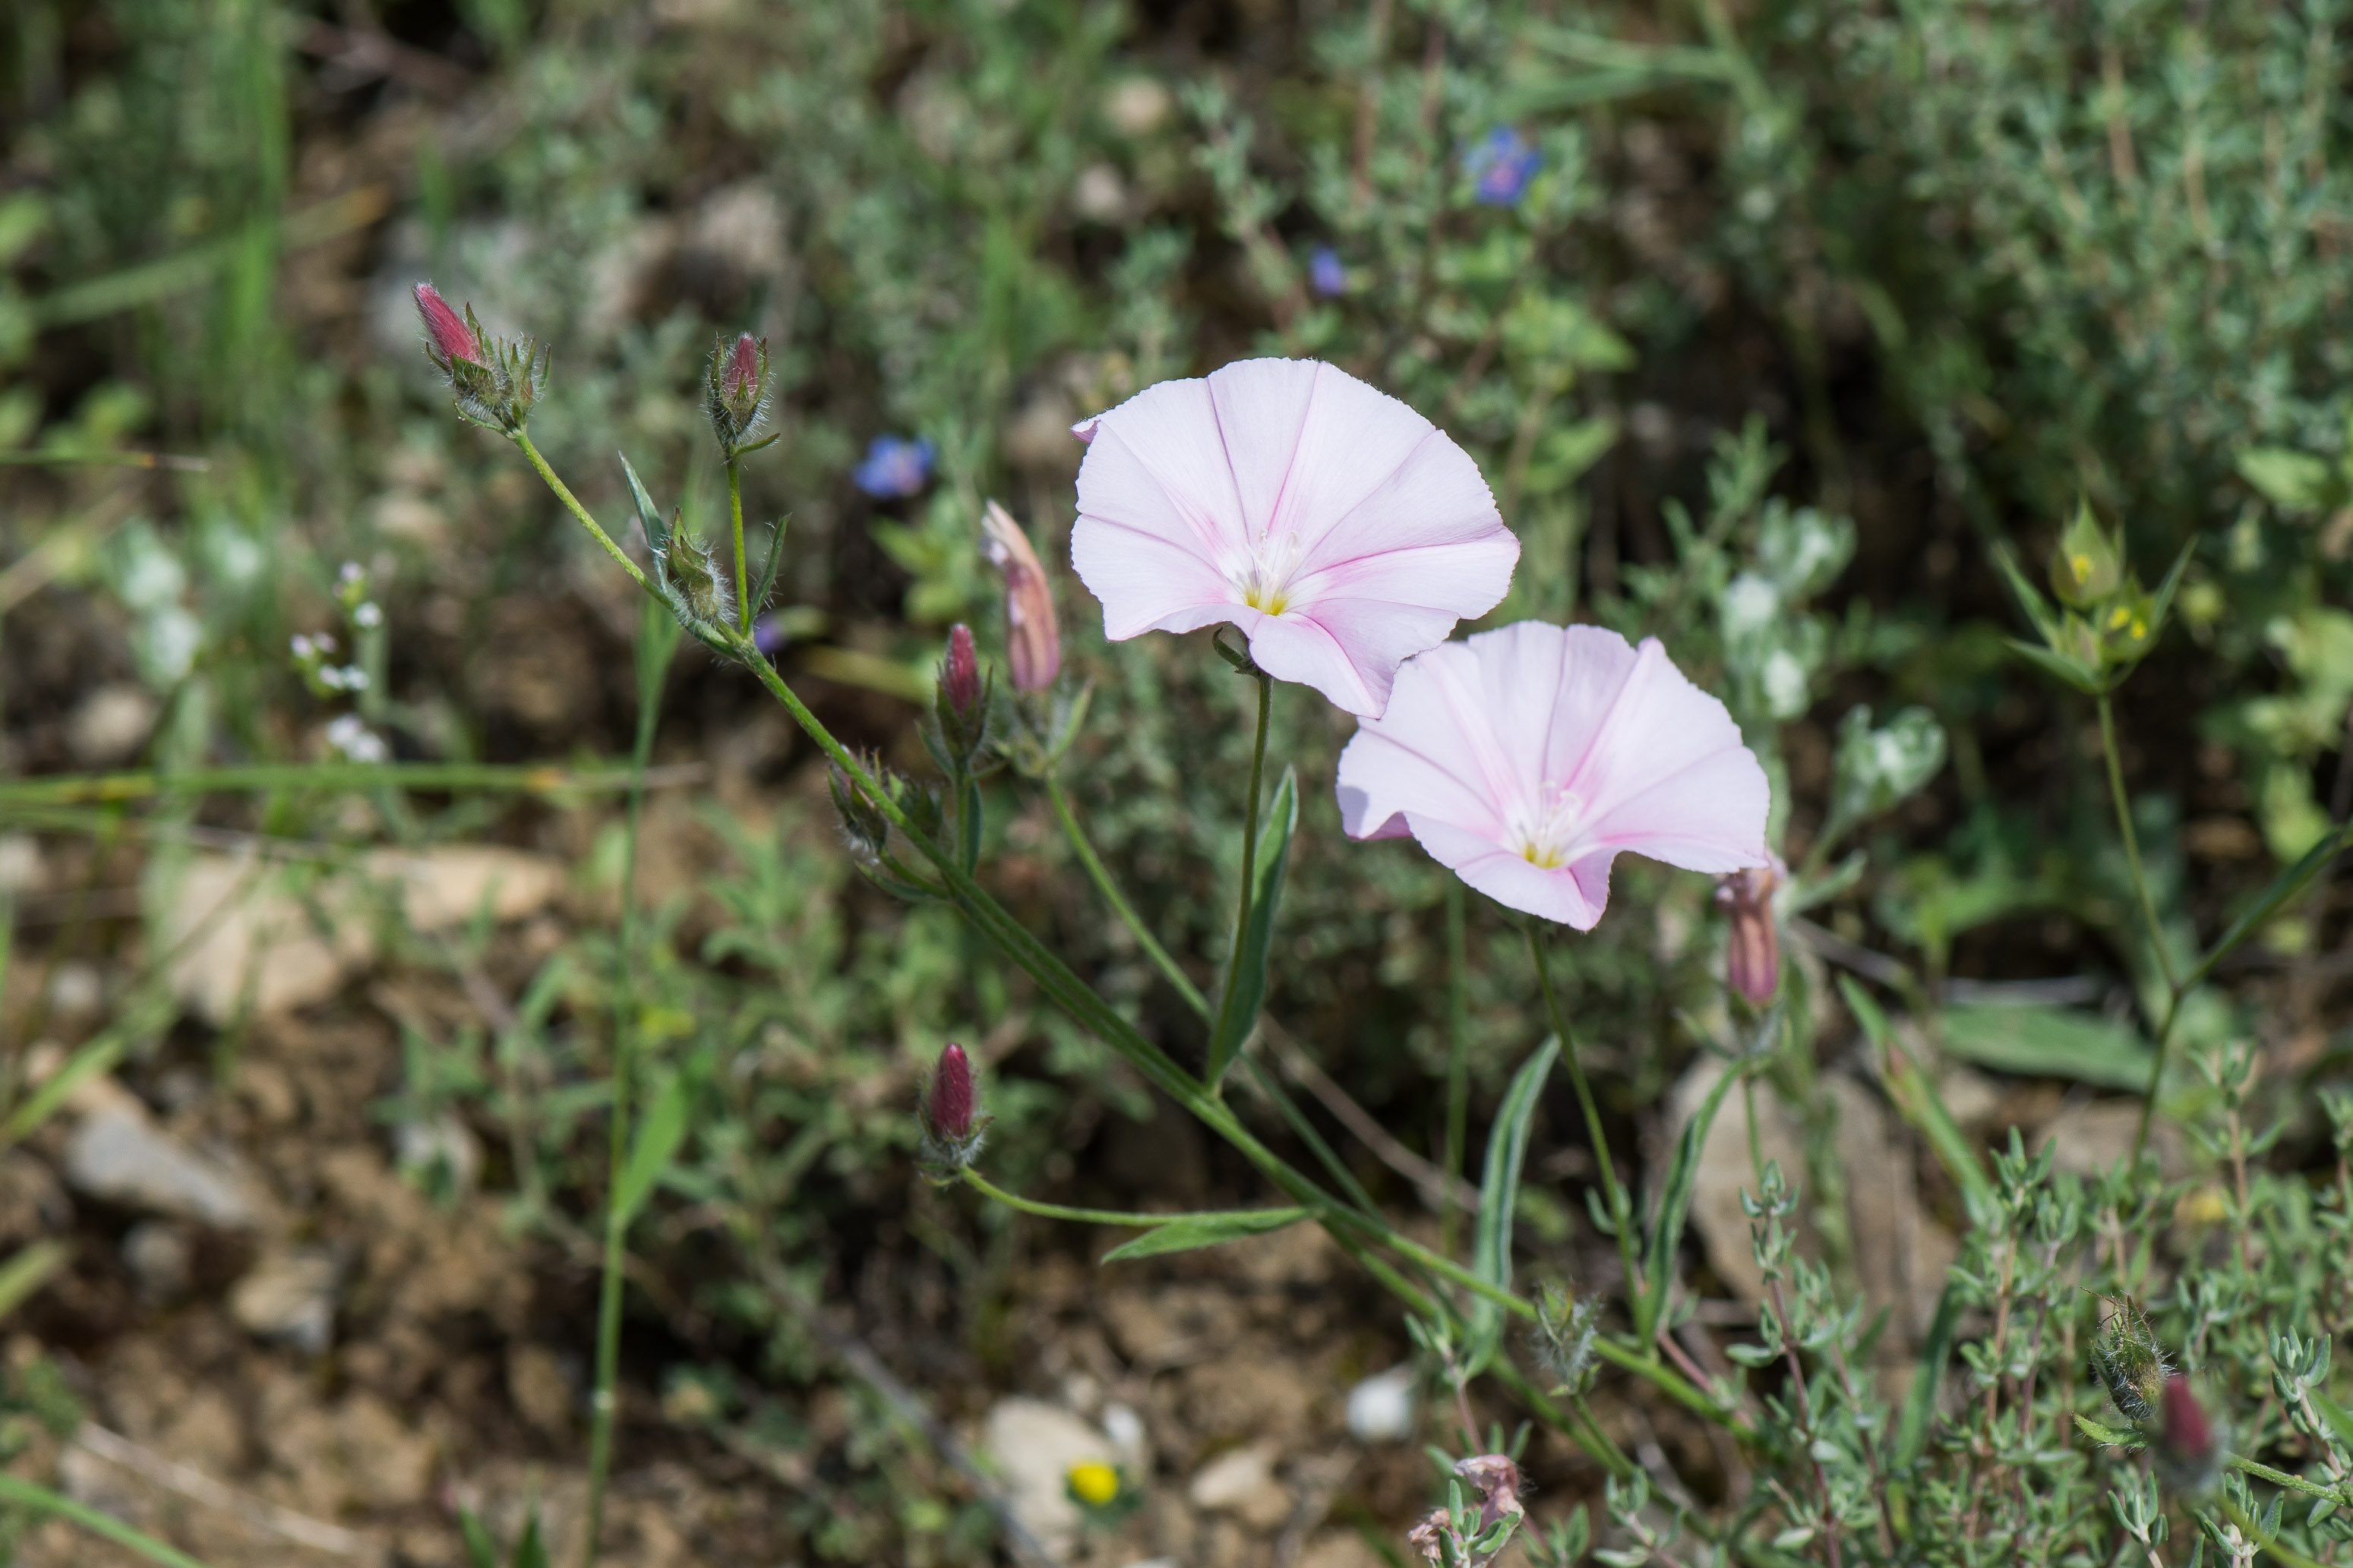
<box><xmin>752</xmin><ymin>612</ymin><xmax>791</xmax><ymax>656</ymax></box>
<box><xmin>853</xmin><ymin>435</ymin><xmax>936</xmax><ymax>499</ymax></box>
<box><xmin>1309</xmin><ymin>246</ymin><xmax>1347</xmax><ymax>298</ymax></box>
<box><xmin>1464</xmin><ymin>127</ymin><xmax>1540</xmax><ymax>207</ymax></box>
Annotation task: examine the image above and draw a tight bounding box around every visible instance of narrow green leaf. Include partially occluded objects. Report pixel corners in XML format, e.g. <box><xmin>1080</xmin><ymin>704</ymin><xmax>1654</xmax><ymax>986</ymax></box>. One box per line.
<box><xmin>0</xmin><ymin>997</ymin><xmax>170</xmax><ymax>1150</ymax></box>
<box><xmin>1990</xmin><ymin>542</ymin><xmax>2064</xmax><ymax>645</ymax></box>
<box><xmin>2074</xmin><ymin>1413</ymin><xmax>2146</xmax><ymax>1450</ymax></box>
<box><xmin>1895</xmin><ymin>1281</ymin><xmax>1962</xmax><ymax>1468</ymax></box>
<box><xmin>2004</xmin><ymin>638</ymin><xmax>2107</xmax><ymax>696</ymax></box>
<box><xmin>1642</xmin><ymin>1061</ymin><xmax>1742</xmax><ymax>1333</ymax></box>
<box><xmin>614</xmin><ymin>1071</ymin><xmax>692</xmax><ymax>1226</ymax></box>
<box><xmin>619</xmin><ymin>453</ymin><xmax>670</xmax><ymax>556</ymax></box>
<box><xmin>1939</xmin><ymin>1002</ymin><xmax>2155</xmax><ymax>1091</ymax></box>
<box><xmin>2141</xmin><ymin>538</ymin><xmax>2197</xmax><ymax>649</ymax></box>
<box><xmin>512</xmin><ymin>1510</ymin><xmax>549</xmax><ymax>1568</ymax></box>
<box><xmin>2307</xmin><ymin>1387</ymin><xmax>2353</xmax><ymax>1452</ymax></box>
<box><xmin>1098</xmin><ymin>1207</ymin><xmax>1308</xmax><ymax>1262</ymax></box>
<box><xmin>0</xmin><ymin>1241</ymin><xmax>68</xmax><ymax>1323</ymax></box>
<box><xmin>459</xmin><ymin>1507</ymin><xmax>501</xmax><ymax>1568</ymax></box>
<box><xmin>2190</xmin><ymin>818</ymin><xmax>2353</xmax><ymax>988</ymax></box>
<box><xmin>1205</xmin><ymin>766</ymin><xmax>1299</xmax><ymax>1087</ymax></box>
<box><xmin>1838</xmin><ymin>976</ymin><xmax>1993</xmax><ymax>1219</ymax></box>
<box><xmin>1468</xmin><ymin>1036</ymin><xmax>1559</xmax><ymax>1371</ymax></box>
<box><xmin>0</xmin><ymin>1472</ymin><xmax>213</xmax><ymax>1568</ymax></box>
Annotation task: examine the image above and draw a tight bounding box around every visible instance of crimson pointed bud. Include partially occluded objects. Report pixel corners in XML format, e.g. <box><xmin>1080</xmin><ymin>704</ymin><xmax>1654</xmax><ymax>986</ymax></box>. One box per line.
<box><xmin>414</xmin><ymin>282</ymin><xmax>482</xmax><ymax>368</ymax></box>
<box><xmin>981</xmin><ymin>500</ymin><xmax>1060</xmax><ymax>692</ymax></box>
<box><xmin>943</xmin><ymin>624</ymin><xmax>981</xmax><ymax>720</ymax></box>
<box><xmin>2155</xmin><ymin>1374</ymin><xmax>2223</xmax><ymax>1494</ymax></box>
<box><xmin>1715</xmin><ymin>857</ymin><xmax>1783</xmax><ymax>1005</ymax></box>
<box><xmin>917</xmin><ymin>1041</ymin><xmax>988</xmax><ymax>1180</ymax></box>
<box><xmin>705</xmin><ymin>331</ymin><xmax>771</xmax><ymax>450</ymax></box>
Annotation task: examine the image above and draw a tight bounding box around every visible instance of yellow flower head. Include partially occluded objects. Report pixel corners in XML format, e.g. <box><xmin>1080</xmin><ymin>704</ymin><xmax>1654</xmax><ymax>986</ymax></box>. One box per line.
<box><xmin>1066</xmin><ymin>1459</ymin><xmax>1120</xmax><ymax>1506</ymax></box>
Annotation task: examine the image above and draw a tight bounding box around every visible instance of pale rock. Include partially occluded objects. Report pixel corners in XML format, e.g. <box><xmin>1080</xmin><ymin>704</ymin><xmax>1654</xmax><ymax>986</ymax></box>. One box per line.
<box><xmin>230</xmin><ymin>1246</ymin><xmax>341</xmax><ymax>1352</ymax></box>
<box><xmin>1344</xmin><ymin>1364</ymin><xmax>1416</xmax><ymax>1443</ymax></box>
<box><xmin>981</xmin><ymin>1397</ymin><xmax>1114</xmax><ymax>1559</ymax></box>
<box><xmin>1104</xmin><ymin>77</ymin><xmax>1173</xmax><ymax>136</ymax></box>
<box><xmin>370</xmin><ymin>490</ymin><xmax>448</xmax><ymax>544</ymax></box>
<box><xmin>1189</xmin><ymin>1443</ymin><xmax>1290</xmax><ymax>1531</ymax></box>
<box><xmin>507</xmin><ymin>1342</ymin><xmax>575</xmax><ymax>1438</ymax></box>
<box><xmin>65</xmin><ymin>684</ymin><xmax>156</xmax><ymax>766</ymax></box>
<box><xmin>1300</xmin><ymin>1532</ymin><xmax>1388</xmax><ymax>1568</ymax></box>
<box><xmin>0</xmin><ymin>834</ymin><xmax>43</xmax><ymax>895</ymax></box>
<box><xmin>155</xmin><ymin>847</ymin><xmax>564</xmax><ymax>1024</ymax></box>
<box><xmin>2036</xmin><ymin>1099</ymin><xmax>2186</xmax><ymax>1181</ymax></box>
<box><xmin>687</xmin><ymin>183</ymin><xmax>787</xmax><ymax>280</ymax></box>
<box><xmin>63</xmin><ymin>1099</ymin><xmax>262</xmax><ymax>1229</ymax></box>
<box><xmin>44</xmin><ymin>962</ymin><xmax>101</xmax><ymax>1018</ymax></box>
<box><xmin>1101</xmin><ymin>1400</ymin><xmax>1148</xmax><ymax>1467</ymax></box>
<box><xmin>121</xmin><ymin>1220</ymin><xmax>194</xmax><ymax>1301</ymax></box>
<box><xmin>1072</xmin><ymin>163</ymin><xmax>1127</xmax><ymax>222</ymax></box>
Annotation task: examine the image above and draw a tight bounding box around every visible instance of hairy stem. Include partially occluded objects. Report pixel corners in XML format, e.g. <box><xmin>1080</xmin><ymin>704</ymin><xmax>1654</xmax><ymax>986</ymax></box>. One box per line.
<box><xmin>1045</xmin><ymin>773</ymin><xmax>1208</xmax><ymax>1016</ymax></box>
<box><xmin>514</xmin><ymin>429</ymin><xmax>651</xmax><ymax>594</ymax></box>
<box><xmin>1526</xmin><ymin>923</ymin><xmax>1647</xmax><ymax>1337</ymax></box>
<box><xmin>1209</xmin><ymin>670</ymin><xmax>1274</xmax><ymax>1071</ymax></box>
<box><xmin>962</xmin><ymin>1167</ymin><xmax>1300</xmax><ymax>1229</ymax></box>
<box><xmin>725</xmin><ymin>455</ymin><xmax>750</xmax><ymax>633</ymax></box>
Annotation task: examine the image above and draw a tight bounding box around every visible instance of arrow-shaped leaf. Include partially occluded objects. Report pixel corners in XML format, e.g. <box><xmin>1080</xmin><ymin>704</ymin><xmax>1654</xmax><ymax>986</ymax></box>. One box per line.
<box><xmin>1641</xmin><ymin>1060</ymin><xmax>1742</xmax><ymax>1333</ymax></box>
<box><xmin>1098</xmin><ymin>1207</ymin><xmax>1308</xmax><ymax>1262</ymax></box>
<box><xmin>1205</xmin><ymin>766</ymin><xmax>1298</xmax><ymax>1087</ymax></box>
<box><xmin>614</xmin><ymin>1070</ymin><xmax>693</xmax><ymax>1226</ymax></box>
<box><xmin>1467</xmin><ymin>1036</ymin><xmax>1559</xmax><ymax>1372</ymax></box>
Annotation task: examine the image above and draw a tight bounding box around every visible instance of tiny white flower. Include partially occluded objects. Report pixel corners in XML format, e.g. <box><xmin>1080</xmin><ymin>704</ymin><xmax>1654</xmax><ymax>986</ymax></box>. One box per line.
<box><xmin>1346</xmin><ymin>1364</ymin><xmax>1418</xmax><ymax>1443</ymax></box>
<box><xmin>352</xmin><ymin>602</ymin><xmax>383</xmax><ymax>629</ymax></box>
<box><xmin>290</xmin><ymin>634</ymin><xmax>314</xmax><ymax>660</ymax></box>
<box><xmin>324</xmin><ymin>713</ymin><xmax>390</xmax><ymax>763</ymax></box>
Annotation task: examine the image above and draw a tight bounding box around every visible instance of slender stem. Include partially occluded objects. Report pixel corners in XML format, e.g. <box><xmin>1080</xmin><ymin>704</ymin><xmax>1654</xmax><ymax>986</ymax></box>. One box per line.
<box><xmin>961</xmin><ymin>1167</ymin><xmax>1300</xmax><ymax>1229</ymax></box>
<box><xmin>2220</xmin><ymin>1497</ymin><xmax>2330</xmax><ymax>1568</ymax></box>
<box><xmin>1525</xmin><ymin>923</ymin><xmax>1647</xmax><ymax>1334</ymax></box>
<box><xmin>1045</xmin><ymin>774</ymin><xmax>1208</xmax><ymax>1017</ymax></box>
<box><xmin>514</xmin><ymin>429</ymin><xmax>652</xmax><ymax>594</ymax></box>
<box><xmin>0</xmin><ymin>760</ymin><xmax>694</xmax><ymax>806</ymax></box>
<box><xmin>725</xmin><ymin>456</ymin><xmax>750</xmax><ymax>633</ymax></box>
<box><xmin>1441</xmin><ymin>879</ymin><xmax>1471</xmax><ymax>1258</ymax></box>
<box><xmin>2098</xmin><ymin>694</ymin><xmax>2179</xmax><ymax>994</ymax></box>
<box><xmin>1209</xmin><ymin>671</ymin><xmax>1274</xmax><ymax>1065</ymax></box>
<box><xmin>0</xmin><ymin>1472</ymin><xmax>213</xmax><ymax>1568</ymax></box>
<box><xmin>580</xmin><ymin>616</ymin><xmax>668</xmax><ymax>1568</ymax></box>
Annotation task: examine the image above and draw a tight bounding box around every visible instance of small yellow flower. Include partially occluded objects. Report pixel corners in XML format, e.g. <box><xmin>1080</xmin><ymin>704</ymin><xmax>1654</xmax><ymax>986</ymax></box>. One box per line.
<box><xmin>2071</xmin><ymin>552</ymin><xmax>2094</xmax><ymax>582</ymax></box>
<box><xmin>1066</xmin><ymin>1459</ymin><xmax>1120</xmax><ymax>1506</ymax></box>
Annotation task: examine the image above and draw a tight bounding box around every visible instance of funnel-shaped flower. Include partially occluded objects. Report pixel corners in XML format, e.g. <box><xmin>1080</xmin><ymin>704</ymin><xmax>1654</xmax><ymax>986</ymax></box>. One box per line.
<box><xmin>1069</xmin><ymin>358</ymin><xmax>1518</xmax><ymax>718</ymax></box>
<box><xmin>1338</xmin><ymin>622</ymin><xmax>1769</xmax><ymax>928</ymax></box>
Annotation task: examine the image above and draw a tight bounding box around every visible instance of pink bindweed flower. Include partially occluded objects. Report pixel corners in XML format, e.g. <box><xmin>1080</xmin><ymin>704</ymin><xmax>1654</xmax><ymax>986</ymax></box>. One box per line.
<box><xmin>1068</xmin><ymin>358</ymin><xmax>1518</xmax><ymax>718</ymax></box>
<box><xmin>1337</xmin><ymin>621</ymin><xmax>1769</xmax><ymax>929</ymax></box>
<box><xmin>413</xmin><ymin>282</ymin><xmax>482</xmax><ymax>368</ymax></box>
<box><xmin>981</xmin><ymin>500</ymin><xmax>1062</xmax><ymax>692</ymax></box>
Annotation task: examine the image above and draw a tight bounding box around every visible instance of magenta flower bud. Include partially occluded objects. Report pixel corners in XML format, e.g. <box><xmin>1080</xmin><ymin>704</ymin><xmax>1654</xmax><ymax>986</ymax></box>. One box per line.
<box><xmin>981</xmin><ymin>500</ymin><xmax>1061</xmax><ymax>692</ymax></box>
<box><xmin>725</xmin><ymin>333</ymin><xmax>760</xmax><ymax>401</ymax></box>
<box><xmin>1714</xmin><ymin>857</ymin><xmax>1783</xmax><ymax>1004</ymax></box>
<box><xmin>930</xmin><ymin>1043</ymin><xmax>974</xmax><ymax>1139</ymax></box>
<box><xmin>705</xmin><ymin>331</ymin><xmax>771</xmax><ymax>450</ymax></box>
<box><xmin>2155</xmin><ymin>1374</ymin><xmax>2223</xmax><ymax>1494</ymax></box>
<box><xmin>943</xmin><ymin>625</ymin><xmax>981</xmax><ymax>720</ymax></box>
<box><xmin>413</xmin><ymin>282</ymin><xmax>482</xmax><ymax>368</ymax></box>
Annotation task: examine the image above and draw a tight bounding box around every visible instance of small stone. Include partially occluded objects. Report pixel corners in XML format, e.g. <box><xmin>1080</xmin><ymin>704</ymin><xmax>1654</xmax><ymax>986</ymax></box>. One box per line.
<box><xmin>230</xmin><ymin>1246</ymin><xmax>340</xmax><ymax>1353</ymax></box>
<box><xmin>507</xmin><ymin>1343</ymin><xmax>575</xmax><ymax>1438</ymax></box>
<box><xmin>1189</xmin><ymin>1443</ymin><xmax>1290</xmax><ymax>1531</ymax></box>
<box><xmin>1102</xmin><ymin>1400</ymin><xmax>1148</xmax><ymax>1466</ymax></box>
<box><xmin>981</xmin><ymin>1397</ymin><xmax>1116</xmax><ymax>1559</ymax></box>
<box><xmin>65</xmin><ymin>684</ymin><xmax>156</xmax><ymax>766</ymax></box>
<box><xmin>62</xmin><ymin>1102</ymin><xmax>261</xmax><ymax>1229</ymax></box>
<box><xmin>121</xmin><ymin>1220</ymin><xmax>194</xmax><ymax>1301</ymax></box>
<box><xmin>0</xmin><ymin>834</ymin><xmax>43</xmax><ymax>896</ymax></box>
<box><xmin>1345</xmin><ymin>1365</ymin><xmax>1417</xmax><ymax>1443</ymax></box>
<box><xmin>45</xmin><ymin>963</ymin><xmax>101</xmax><ymax>1018</ymax></box>
<box><xmin>1299</xmin><ymin>1532</ymin><xmax>1387</xmax><ymax>1568</ymax></box>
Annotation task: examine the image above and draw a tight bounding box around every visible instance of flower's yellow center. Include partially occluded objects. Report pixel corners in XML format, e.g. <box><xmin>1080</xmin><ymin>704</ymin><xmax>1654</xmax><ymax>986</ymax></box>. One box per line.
<box><xmin>1067</xmin><ymin>1461</ymin><xmax>1120</xmax><ymax>1506</ymax></box>
<box><xmin>1510</xmin><ymin>784</ymin><xmax>1585</xmax><ymax>869</ymax></box>
<box><xmin>1234</xmin><ymin>531</ymin><xmax>1305</xmax><ymax>616</ymax></box>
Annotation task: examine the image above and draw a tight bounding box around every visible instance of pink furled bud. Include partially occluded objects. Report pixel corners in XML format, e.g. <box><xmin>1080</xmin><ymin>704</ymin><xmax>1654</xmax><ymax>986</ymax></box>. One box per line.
<box><xmin>413</xmin><ymin>282</ymin><xmax>482</xmax><ymax>368</ymax></box>
<box><xmin>930</xmin><ymin>1043</ymin><xmax>974</xmax><ymax>1139</ymax></box>
<box><xmin>1456</xmin><ymin>1454</ymin><xmax>1523</xmax><ymax>1536</ymax></box>
<box><xmin>2154</xmin><ymin>1374</ymin><xmax>2222</xmax><ymax>1494</ymax></box>
<box><xmin>1714</xmin><ymin>857</ymin><xmax>1783</xmax><ymax>1005</ymax></box>
<box><xmin>943</xmin><ymin>625</ymin><xmax>981</xmax><ymax>720</ymax></box>
<box><xmin>981</xmin><ymin>500</ymin><xmax>1061</xmax><ymax>692</ymax></box>
<box><xmin>725</xmin><ymin>333</ymin><xmax>760</xmax><ymax>401</ymax></box>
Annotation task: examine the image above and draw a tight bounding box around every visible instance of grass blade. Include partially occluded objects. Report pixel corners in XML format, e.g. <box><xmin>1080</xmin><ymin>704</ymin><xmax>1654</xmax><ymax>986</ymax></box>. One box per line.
<box><xmin>1205</xmin><ymin>765</ymin><xmax>1298</xmax><ymax>1087</ymax></box>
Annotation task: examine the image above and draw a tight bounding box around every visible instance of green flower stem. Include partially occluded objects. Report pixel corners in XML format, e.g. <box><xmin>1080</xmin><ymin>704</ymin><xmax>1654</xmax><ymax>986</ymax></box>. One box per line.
<box><xmin>1526</xmin><ymin>923</ymin><xmax>1648</xmax><ymax>1340</ymax></box>
<box><xmin>580</xmin><ymin>616</ymin><xmax>668</xmax><ymax>1568</ymax></box>
<box><xmin>2099</xmin><ymin>694</ymin><xmax>2188</xmax><ymax>1164</ymax></box>
<box><xmin>514</xmin><ymin>429</ymin><xmax>652</xmax><ymax>595</ymax></box>
<box><xmin>715</xmin><ymin>619</ymin><xmax>1743</xmax><ymax>1440</ymax></box>
<box><xmin>1208</xmin><ymin>670</ymin><xmax>1274</xmax><ymax>1075</ymax></box>
<box><xmin>2226</xmin><ymin>1451</ymin><xmax>2342</xmax><ymax>1500</ymax></box>
<box><xmin>962</xmin><ymin>1168</ymin><xmax>1300</xmax><ymax>1229</ymax></box>
<box><xmin>0</xmin><ymin>1471</ymin><xmax>213</xmax><ymax>1567</ymax></box>
<box><xmin>725</xmin><ymin>455</ymin><xmax>750</xmax><ymax>633</ymax></box>
<box><xmin>1441</xmin><ymin>879</ymin><xmax>1471</xmax><ymax>1259</ymax></box>
<box><xmin>1486</xmin><ymin>1355</ymin><xmax>1635</xmax><ymax>1480</ymax></box>
<box><xmin>0</xmin><ymin>761</ymin><xmax>683</xmax><ymax>807</ymax></box>
<box><xmin>1044</xmin><ymin>774</ymin><xmax>1208</xmax><ymax>1017</ymax></box>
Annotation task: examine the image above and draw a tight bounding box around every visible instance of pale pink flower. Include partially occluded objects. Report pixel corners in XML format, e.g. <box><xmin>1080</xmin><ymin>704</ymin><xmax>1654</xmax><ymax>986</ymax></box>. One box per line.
<box><xmin>1337</xmin><ymin>622</ymin><xmax>1769</xmax><ymax>929</ymax></box>
<box><xmin>1068</xmin><ymin>358</ymin><xmax>1518</xmax><ymax>717</ymax></box>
